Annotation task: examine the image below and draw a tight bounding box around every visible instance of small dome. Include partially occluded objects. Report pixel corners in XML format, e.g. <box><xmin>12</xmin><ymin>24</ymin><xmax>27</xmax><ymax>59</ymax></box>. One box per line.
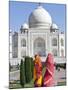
<box><xmin>51</xmin><ymin>23</ymin><xmax>58</xmax><ymax>29</ymax></box>
<box><xmin>29</xmin><ymin>6</ymin><xmax>52</xmax><ymax>28</ymax></box>
<box><xmin>23</xmin><ymin>23</ymin><xmax>29</xmax><ymax>29</ymax></box>
<box><xmin>9</xmin><ymin>29</ymin><xmax>12</xmax><ymax>32</ymax></box>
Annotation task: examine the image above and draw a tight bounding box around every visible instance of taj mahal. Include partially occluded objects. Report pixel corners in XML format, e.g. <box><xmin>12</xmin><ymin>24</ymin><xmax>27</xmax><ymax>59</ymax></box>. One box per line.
<box><xmin>9</xmin><ymin>5</ymin><xmax>66</xmax><ymax>65</ymax></box>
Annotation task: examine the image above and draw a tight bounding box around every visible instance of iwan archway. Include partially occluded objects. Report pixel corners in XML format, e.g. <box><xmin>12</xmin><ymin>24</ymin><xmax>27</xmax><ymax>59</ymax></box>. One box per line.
<box><xmin>33</xmin><ymin>37</ymin><xmax>46</xmax><ymax>56</ymax></box>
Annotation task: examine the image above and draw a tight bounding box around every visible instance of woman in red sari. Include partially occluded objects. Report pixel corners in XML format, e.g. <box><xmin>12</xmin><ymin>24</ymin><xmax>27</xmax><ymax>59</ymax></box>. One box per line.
<box><xmin>43</xmin><ymin>53</ymin><xmax>55</xmax><ymax>87</ymax></box>
<box><xmin>33</xmin><ymin>54</ymin><xmax>43</xmax><ymax>87</ymax></box>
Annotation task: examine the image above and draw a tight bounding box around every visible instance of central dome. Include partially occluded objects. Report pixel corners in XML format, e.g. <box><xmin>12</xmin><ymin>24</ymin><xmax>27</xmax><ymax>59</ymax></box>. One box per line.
<box><xmin>29</xmin><ymin>6</ymin><xmax>52</xmax><ymax>28</ymax></box>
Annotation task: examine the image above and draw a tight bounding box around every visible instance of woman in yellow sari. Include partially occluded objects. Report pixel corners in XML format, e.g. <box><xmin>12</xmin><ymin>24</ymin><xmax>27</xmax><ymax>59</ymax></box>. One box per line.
<box><xmin>33</xmin><ymin>54</ymin><xmax>42</xmax><ymax>87</ymax></box>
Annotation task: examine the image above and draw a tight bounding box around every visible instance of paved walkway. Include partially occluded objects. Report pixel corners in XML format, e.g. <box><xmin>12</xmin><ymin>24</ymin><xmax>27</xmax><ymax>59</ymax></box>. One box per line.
<box><xmin>9</xmin><ymin>68</ymin><xmax>66</xmax><ymax>85</ymax></box>
<box><xmin>54</xmin><ymin>68</ymin><xmax>66</xmax><ymax>85</ymax></box>
<box><xmin>9</xmin><ymin>70</ymin><xmax>20</xmax><ymax>81</ymax></box>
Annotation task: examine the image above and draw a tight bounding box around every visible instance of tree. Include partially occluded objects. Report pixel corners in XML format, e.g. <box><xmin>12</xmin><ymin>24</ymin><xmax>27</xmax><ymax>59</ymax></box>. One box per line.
<box><xmin>24</xmin><ymin>56</ymin><xmax>32</xmax><ymax>83</ymax></box>
<box><xmin>9</xmin><ymin>63</ymin><xmax>12</xmax><ymax>71</ymax></box>
<box><xmin>20</xmin><ymin>59</ymin><xmax>25</xmax><ymax>87</ymax></box>
<box><xmin>30</xmin><ymin>57</ymin><xmax>34</xmax><ymax>78</ymax></box>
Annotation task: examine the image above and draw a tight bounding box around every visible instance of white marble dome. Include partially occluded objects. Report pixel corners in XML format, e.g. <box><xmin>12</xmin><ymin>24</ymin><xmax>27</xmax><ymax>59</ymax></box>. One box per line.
<box><xmin>29</xmin><ymin>6</ymin><xmax>52</xmax><ymax>28</ymax></box>
<box><xmin>52</xmin><ymin>23</ymin><xmax>58</xmax><ymax>29</ymax></box>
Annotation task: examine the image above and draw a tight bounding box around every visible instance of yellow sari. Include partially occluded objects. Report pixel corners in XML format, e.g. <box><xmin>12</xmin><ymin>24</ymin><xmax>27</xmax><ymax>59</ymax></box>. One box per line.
<box><xmin>33</xmin><ymin>55</ymin><xmax>42</xmax><ymax>87</ymax></box>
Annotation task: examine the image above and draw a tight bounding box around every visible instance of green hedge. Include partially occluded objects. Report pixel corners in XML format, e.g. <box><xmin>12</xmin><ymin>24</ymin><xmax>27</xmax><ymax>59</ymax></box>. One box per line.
<box><xmin>20</xmin><ymin>59</ymin><xmax>25</xmax><ymax>87</ymax></box>
<box><xmin>20</xmin><ymin>57</ymin><xmax>34</xmax><ymax>84</ymax></box>
<box><xmin>56</xmin><ymin>63</ymin><xmax>66</xmax><ymax>69</ymax></box>
<box><xmin>30</xmin><ymin>57</ymin><xmax>34</xmax><ymax>78</ymax></box>
<box><xmin>24</xmin><ymin>56</ymin><xmax>33</xmax><ymax>83</ymax></box>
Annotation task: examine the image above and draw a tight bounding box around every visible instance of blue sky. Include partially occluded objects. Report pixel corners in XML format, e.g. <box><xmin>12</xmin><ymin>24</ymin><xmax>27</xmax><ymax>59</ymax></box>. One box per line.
<box><xmin>9</xmin><ymin>1</ymin><xmax>66</xmax><ymax>32</ymax></box>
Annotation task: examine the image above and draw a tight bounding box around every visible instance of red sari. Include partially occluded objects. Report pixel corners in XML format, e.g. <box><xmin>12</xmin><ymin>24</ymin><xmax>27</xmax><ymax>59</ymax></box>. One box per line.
<box><xmin>43</xmin><ymin>53</ymin><xmax>55</xmax><ymax>87</ymax></box>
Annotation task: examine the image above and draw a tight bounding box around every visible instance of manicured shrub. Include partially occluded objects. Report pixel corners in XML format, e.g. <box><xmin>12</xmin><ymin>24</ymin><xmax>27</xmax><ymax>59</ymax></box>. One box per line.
<box><xmin>9</xmin><ymin>63</ymin><xmax>12</xmax><ymax>71</ymax></box>
<box><xmin>24</xmin><ymin>56</ymin><xmax>33</xmax><ymax>83</ymax></box>
<box><xmin>20</xmin><ymin>59</ymin><xmax>25</xmax><ymax>87</ymax></box>
<box><xmin>16</xmin><ymin>63</ymin><xmax>20</xmax><ymax>70</ymax></box>
<box><xmin>30</xmin><ymin>57</ymin><xmax>34</xmax><ymax>78</ymax></box>
<box><xmin>56</xmin><ymin>63</ymin><xmax>66</xmax><ymax>69</ymax></box>
<box><xmin>64</xmin><ymin>63</ymin><xmax>66</xmax><ymax>69</ymax></box>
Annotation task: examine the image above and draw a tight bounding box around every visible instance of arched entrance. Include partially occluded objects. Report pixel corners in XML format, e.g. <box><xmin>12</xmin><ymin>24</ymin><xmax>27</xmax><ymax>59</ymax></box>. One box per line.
<box><xmin>34</xmin><ymin>37</ymin><xmax>46</xmax><ymax>56</ymax></box>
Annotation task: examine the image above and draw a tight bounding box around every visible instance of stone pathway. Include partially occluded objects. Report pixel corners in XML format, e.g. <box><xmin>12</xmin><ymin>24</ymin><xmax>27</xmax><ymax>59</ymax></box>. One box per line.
<box><xmin>54</xmin><ymin>68</ymin><xmax>66</xmax><ymax>85</ymax></box>
<box><xmin>9</xmin><ymin>68</ymin><xmax>66</xmax><ymax>86</ymax></box>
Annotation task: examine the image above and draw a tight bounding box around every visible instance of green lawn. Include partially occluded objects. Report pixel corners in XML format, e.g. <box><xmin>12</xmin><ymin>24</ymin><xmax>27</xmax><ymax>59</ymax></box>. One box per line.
<box><xmin>42</xmin><ymin>67</ymin><xmax>46</xmax><ymax>77</ymax></box>
<box><xmin>24</xmin><ymin>79</ymin><xmax>34</xmax><ymax>88</ymax></box>
<box><xmin>9</xmin><ymin>83</ymin><xmax>22</xmax><ymax>89</ymax></box>
<box><xmin>9</xmin><ymin>79</ymin><xmax>34</xmax><ymax>89</ymax></box>
<box><xmin>57</xmin><ymin>81</ymin><xmax>66</xmax><ymax>86</ymax></box>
